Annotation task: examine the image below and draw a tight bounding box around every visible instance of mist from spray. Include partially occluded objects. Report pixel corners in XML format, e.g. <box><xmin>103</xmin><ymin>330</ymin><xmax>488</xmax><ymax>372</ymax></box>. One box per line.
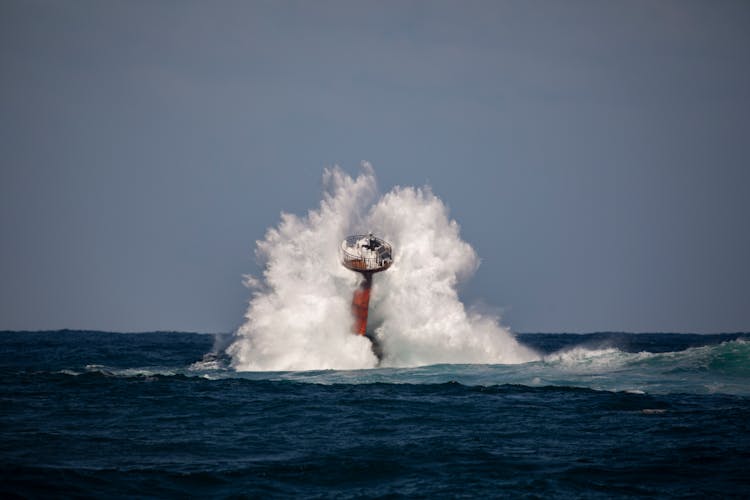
<box><xmin>227</xmin><ymin>164</ymin><xmax>539</xmax><ymax>371</ymax></box>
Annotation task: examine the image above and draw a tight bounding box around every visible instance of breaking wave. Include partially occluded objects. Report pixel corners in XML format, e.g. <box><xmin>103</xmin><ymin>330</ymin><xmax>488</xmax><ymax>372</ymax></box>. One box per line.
<box><xmin>38</xmin><ymin>337</ymin><xmax>749</xmax><ymax>396</ymax></box>
<box><xmin>226</xmin><ymin>164</ymin><xmax>538</xmax><ymax>371</ymax></box>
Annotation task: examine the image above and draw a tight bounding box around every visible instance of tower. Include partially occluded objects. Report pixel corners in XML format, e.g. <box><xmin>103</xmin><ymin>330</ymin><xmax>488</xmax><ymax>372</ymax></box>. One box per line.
<box><xmin>340</xmin><ymin>233</ymin><xmax>393</xmax><ymax>336</ymax></box>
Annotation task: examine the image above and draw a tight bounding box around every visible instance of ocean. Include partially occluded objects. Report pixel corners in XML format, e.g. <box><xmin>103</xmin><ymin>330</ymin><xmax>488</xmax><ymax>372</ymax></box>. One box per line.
<box><xmin>1</xmin><ymin>331</ymin><xmax>748</xmax><ymax>498</ymax></box>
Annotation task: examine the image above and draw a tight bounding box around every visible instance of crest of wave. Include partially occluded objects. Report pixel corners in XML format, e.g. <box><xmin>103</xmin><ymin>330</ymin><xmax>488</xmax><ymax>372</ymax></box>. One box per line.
<box><xmin>227</xmin><ymin>164</ymin><xmax>539</xmax><ymax>371</ymax></box>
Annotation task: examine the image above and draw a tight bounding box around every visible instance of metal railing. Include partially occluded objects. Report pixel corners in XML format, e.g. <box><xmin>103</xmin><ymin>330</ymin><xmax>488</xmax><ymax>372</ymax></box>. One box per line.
<box><xmin>340</xmin><ymin>234</ymin><xmax>393</xmax><ymax>273</ymax></box>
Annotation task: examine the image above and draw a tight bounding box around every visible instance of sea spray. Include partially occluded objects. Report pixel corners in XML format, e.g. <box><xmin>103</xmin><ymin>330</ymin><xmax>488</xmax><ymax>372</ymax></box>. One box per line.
<box><xmin>227</xmin><ymin>164</ymin><xmax>539</xmax><ymax>371</ymax></box>
<box><xmin>227</xmin><ymin>166</ymin><xmax>378</xmax><ymax>370</ymax></box>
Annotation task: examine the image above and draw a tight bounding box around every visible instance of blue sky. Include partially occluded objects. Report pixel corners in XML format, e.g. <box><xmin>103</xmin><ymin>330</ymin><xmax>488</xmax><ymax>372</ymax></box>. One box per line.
<box><xmin>1</xmin><ymin>1</ymin><xmax>748</xmax><ymax>332</ymax></box>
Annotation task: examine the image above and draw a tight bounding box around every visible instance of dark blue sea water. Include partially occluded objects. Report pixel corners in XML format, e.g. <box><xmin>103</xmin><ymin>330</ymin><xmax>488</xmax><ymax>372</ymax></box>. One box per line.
<box><xmin>1</xmin><ymin>331</ymin><xmax>749</xmax><ymax>498</ymax></box>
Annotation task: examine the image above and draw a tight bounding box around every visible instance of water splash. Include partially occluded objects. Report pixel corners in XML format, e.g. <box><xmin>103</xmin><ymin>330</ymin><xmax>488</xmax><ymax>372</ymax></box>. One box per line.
<box><xmin>227</xmin><ymin>164</ymin><xmax>539</xmax><ymax>371</ymax></box>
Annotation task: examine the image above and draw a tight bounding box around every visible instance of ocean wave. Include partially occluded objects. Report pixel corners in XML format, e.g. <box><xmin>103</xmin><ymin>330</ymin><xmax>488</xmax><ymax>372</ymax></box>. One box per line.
<box><xmin>227</xmin><ymin>165</ymin><xmax>538</xmax><ymax>371</ymax></box>
<box><xmin>542</xmin><ymin>339</ymin><xmax>749</xmax><ymax>373</ymax></box>
<box><xmin>543</xmin><ymin>347</ymin><xmax>653</xmax><ymax>370</ymax></box>
<box><xmin>21</xmin><ymin>339</ymin><xmax>749</xmax><ymax>396</ymax></box>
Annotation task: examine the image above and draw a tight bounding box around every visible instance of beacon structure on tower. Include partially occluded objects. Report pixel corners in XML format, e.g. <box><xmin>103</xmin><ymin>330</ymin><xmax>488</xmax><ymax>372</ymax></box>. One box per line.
<box><xmin>340</xmin><ymin>233</ymin><xmax>393</xmax><ymax>336</ymax></box>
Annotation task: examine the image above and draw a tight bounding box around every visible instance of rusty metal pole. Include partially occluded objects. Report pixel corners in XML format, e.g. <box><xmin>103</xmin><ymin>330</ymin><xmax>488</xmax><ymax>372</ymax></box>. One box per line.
<box><xmin>351</xmin><ymin>272</ymin><xmax>373</xmax><ymax>335</ymax></box>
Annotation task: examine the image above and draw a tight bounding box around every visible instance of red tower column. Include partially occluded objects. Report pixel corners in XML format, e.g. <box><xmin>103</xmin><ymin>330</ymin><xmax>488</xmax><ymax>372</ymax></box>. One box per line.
<box><xmin>341</xmin><ymin>234</ymin><xmax>392</xmax><ymax>340</ymax></box>
<box><xmin>351</xmin><ymin>272</ymin><xmax>373</xmax><ymax>335</ymax></box>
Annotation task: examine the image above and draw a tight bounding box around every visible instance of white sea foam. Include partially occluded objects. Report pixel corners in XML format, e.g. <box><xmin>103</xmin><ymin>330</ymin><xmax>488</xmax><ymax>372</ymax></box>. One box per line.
<box><xmin>543</xmin><ymin>346</ymin><xmax>654</xmax><ymax>372</ymax></box>
<box><xmin>227</xmin><ymin>164</ymin><xmax>539</xmax><ymax>371</ymax></box>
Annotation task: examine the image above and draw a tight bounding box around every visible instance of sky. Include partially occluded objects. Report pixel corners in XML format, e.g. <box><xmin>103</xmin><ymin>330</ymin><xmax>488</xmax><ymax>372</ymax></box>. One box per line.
<box><xmin>1</xmin><ymin>0</ymin><xmax>748</xmax><ymax>333</ymax></box>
